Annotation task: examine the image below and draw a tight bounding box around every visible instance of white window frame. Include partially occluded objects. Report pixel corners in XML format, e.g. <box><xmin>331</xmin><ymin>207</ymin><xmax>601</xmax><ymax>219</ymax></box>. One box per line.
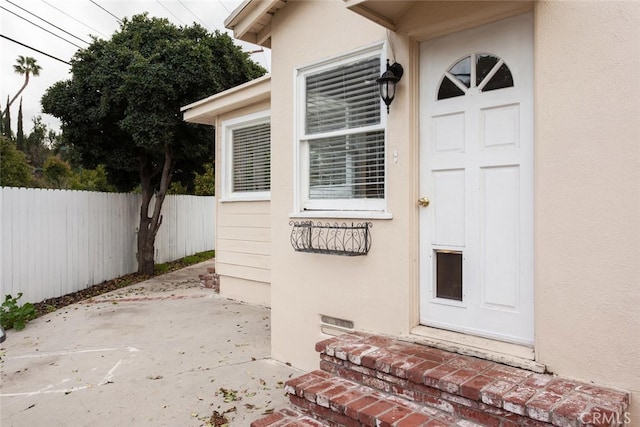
<box><xmin>220</xmin><ymin>110</ymin><xmax>271</xmax><ymax>202</ymax></box>
<box><xmin>293</xmin><ymin>43</ymin><xmax>389</xmax><ymax>216</ymax></box>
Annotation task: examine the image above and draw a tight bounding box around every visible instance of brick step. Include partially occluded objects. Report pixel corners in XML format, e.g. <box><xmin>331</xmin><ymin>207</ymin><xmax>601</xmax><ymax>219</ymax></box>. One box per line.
<box><xmin>284</xmin><ymin>370</ymin><xmax>472</xmax><ymax>426</ymax></box>
<box><xmin>315</xmin><ymin>333</ymin><xmax>630</xmax><ymax>427</ymax></box>
<box><xmin>251</xmin><ymin>407</ymin><xmax>329</xmax><ymax>427</ymax></box>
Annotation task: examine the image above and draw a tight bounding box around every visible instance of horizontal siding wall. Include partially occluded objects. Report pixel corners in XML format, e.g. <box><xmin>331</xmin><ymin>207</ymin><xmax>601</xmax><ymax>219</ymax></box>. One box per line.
<box><xmin>1</xmin><ymin>188</ymin><xmax>215</xmax><ymax>303</ymax></box>
<box><xmin>216</xmin><ymin>201</ymin><xmax>271</xmax><ymax>285</ymax></box>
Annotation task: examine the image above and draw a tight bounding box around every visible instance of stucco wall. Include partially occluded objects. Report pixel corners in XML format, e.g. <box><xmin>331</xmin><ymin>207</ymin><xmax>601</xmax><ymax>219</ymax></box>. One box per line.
<box><xmin>269</xmin><ymin>0</ymin><xmax>415</xmax><ymax>370</ymax></box>
<box><xmin>266</xmin><ymin>0</ymin><xmax>639</xmax><ymax>420</ymax></box>
<box><xmin>215</xmin><ymin>102</ymin><xmax>272</xmax><ymax>307</ymax></box>
<box><xmin>534</xmin><ymin>0</ymin><xmax>640</xmax><ymax>420</ymax></box>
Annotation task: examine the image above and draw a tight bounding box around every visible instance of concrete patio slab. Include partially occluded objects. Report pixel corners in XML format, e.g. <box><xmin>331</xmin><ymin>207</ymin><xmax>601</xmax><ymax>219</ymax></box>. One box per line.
<box><xmin>0</xmin><ymin>260</ymin><xmax>301</xmax><ymax>426</ymax></box>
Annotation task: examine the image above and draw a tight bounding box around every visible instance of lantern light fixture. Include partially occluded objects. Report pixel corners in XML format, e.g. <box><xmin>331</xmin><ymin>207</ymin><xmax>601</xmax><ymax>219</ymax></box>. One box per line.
<box><xmin>377</xmin><ymin>59</ymin><xmax>404</xmax><ymax>113</ymax></box>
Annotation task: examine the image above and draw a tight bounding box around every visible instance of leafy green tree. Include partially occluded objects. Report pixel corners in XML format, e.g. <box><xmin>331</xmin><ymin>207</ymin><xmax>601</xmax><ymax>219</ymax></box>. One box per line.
<box><xmin>51</xmin><ymin>132</ymin><xmax>80</xmax><ymax>168</ymax></box>
<box><xmin>168</xmin><ymin>181</ymin><xmax>189</xmax><ymax>194</ymax></box>
<box><xmin>42</xmin><ymin>14</ymin><xmax>265</xmax><ymax>274</ymax></box>
<box><xmin>7</xmin><ymin>56</ymin><xmax>41</xmax><ymax>111</ymax></box>
<box><xmin>43</xmin><ymin>156</ymin><xmax>72</xmax><ymax>188</ymax></box>
<box><xmin>194</xmin><ymin>163</ymin><xmax>215</xmax><ymax>196</ymax></box>
<box><xmin>25</xmin><ymin>116</ymin><xmax>52</xmax><ymax>170</ymax></box>
<box><xmin>68</xmin><ymin>165</ymin><xmax>116</xmax><ymax>192</ymax></box>
<box><xmin>16</xmin><ymin>98</ymin><xmax>25</xmax><ymax>151</ymax></box>
<box><xmin>0</xmin><ymin>135</ymin><xmax>32</xmax><ymax>187</ymax></box>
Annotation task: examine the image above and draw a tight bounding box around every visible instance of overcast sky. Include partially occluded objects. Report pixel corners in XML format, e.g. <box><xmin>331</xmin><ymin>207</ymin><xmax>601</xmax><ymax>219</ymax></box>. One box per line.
<box><xmin>0</xmin><ymin>0</ymin><xmax>270</xmax><ymax>135</ymax></box>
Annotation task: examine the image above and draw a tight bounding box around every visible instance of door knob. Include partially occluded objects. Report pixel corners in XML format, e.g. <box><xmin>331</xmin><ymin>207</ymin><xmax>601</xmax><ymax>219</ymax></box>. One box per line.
<box><xmin>418</xmin><ymin>197</ymin><xmax>430</xmax><ymax>207</ymax></box>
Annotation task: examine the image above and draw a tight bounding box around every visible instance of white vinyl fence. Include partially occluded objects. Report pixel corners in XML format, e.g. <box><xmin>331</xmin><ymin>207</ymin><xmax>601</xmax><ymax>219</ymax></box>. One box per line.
<box><xmin>1</xmin><ymin>188</ymin><xmax>215</xmax><ymax>303</ymax></box>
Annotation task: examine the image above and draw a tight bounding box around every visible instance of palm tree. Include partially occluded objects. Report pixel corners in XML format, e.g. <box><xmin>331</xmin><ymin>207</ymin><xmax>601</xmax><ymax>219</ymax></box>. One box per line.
<box><xmin>7</xmin><ymin>56</ymin><xmax>42</xmax><ymax>110</ymax></box>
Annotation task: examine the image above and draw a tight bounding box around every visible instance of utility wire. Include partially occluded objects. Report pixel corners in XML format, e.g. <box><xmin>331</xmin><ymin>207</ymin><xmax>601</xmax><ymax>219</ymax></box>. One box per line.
<box><xmin>5</xmin><ymin>0</ymin><xmax>89</xmax><ymax>45</ymax></box>
<box><xmin>178</xmin><ymin>0</ymin><xmax>212</xmax><ymax>31</ymax></box>
<box><xmin>0</xmin><ymin>5</ymin><xmax>83</xmax><ymax>49</ymax></box>
<box><xmin>217</xmin><ymin>0</ymin><xmax>231</xmax><ymax>14</ymax></box>
<box><xmin>41</xmin><ymin>0</ymin><xmax>107</xmax><ymax>38</ymax></box>
<box><xmin>89</xmin><ymin>0</ymin><xmax>122</xmax><ymax>24</ymax></box>
<box><xmin>0</xmin><ymin>34</ymin><xmax>71</xmax><ymax>65</ymax></box>
<box><xmin>156</xmin><ymin>0</ymin><xmax>186</xmax><ymax>26</ymax></box>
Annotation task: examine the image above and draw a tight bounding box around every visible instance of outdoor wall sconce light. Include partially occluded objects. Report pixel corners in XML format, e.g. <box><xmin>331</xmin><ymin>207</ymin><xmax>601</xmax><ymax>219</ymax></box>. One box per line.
<box><xmin>377</xmin><ymin>59</ymin><xmax>404</xmax><ymax>113</ymax></box>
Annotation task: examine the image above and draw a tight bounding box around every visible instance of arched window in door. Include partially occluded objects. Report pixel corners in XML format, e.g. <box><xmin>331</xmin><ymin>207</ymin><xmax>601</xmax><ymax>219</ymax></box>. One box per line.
<box><xmin>437</xmin><ymin>53</ymin><xmax>514</xmax><ymax>100</ymax></box>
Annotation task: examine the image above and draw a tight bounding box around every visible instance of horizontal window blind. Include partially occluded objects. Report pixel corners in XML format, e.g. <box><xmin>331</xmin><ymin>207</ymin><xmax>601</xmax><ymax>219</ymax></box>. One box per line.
<box><xmin>308</xmin><ymin>131</ymin><xmax>384</xmax><ymax>200</ymax></box>
<box><xmin>306</xmin><ymin>56</ymin><xmax>380</xmax><ymax>134</ymax></box>
<box><xmin>232</xmin><ymin>122</ymin><xmax>270</xmax><ymax>193</ymax></box>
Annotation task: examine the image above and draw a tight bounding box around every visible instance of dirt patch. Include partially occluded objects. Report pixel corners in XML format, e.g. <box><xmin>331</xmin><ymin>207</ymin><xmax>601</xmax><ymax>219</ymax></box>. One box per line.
<box><xmin>33</xmin><ymin>273</ymin><xmax>148</xmax><ymax>318</ymax></box>
<box><xmin>32</xmin><ymin>255</ymin><xmax>213</xmax><ymax>318</ymax></box>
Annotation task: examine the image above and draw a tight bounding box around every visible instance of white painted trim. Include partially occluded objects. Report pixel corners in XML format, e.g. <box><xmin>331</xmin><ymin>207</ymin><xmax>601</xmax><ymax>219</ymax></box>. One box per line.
<box><xmin>296</xmin><ymin>41</ymin><xmax>385</xmax><ymax>74</ymax></box>
<box><xmin>182</xmin><ymin>75</ymin><xmax>270</xmax><ymax>125</ymax></box>
<box><xmin>219</xmin><ymin>195</ymin><xmax>270</xmax><ymax>203</ymax></box>
<box><xmin>407</xmin><ymin>326</ymin><xmax>544</xmax><ymax>373</ymax></box>
<box><xmin>289</xmin><ymin>211</ymin><xmax>393</xmax><ymax>220</ymax></box>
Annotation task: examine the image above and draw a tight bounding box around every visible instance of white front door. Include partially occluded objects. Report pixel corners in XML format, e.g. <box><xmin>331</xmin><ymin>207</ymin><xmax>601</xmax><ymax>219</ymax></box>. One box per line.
<box><xmin>419</xmin><ymin>14</ymin><xmax>534</xmax><ymax>345</ymax></box>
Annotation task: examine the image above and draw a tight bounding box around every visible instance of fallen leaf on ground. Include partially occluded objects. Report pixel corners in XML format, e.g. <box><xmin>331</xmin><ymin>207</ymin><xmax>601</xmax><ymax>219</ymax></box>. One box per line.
<box><xmin>217</xmin><ymin>387</ymin><xmax>242</xmax><ymax>403</ymax></box>
<box><xmin>209</xmin><ymin>410</ymin><xmax>229</xmax><ymax>427</ymax></box>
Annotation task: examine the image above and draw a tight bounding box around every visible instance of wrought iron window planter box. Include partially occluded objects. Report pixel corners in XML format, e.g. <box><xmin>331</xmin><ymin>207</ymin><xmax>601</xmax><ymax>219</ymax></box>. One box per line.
<box><xmin>289</xmin><ymin>221</ymin><xmax>372</xmax><ymax>256</ymax></box>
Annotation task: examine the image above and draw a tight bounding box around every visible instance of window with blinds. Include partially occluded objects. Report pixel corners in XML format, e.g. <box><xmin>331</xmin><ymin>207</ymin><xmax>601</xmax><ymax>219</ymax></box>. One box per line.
<box><xmin>222</xmin><ymin>111</ymin><xmax>271</xmax><ymax>201</ymax></box>
<box><xmin>299</xmin><ymin>50</ymin><xmax>385</xmax><ymax>211</ymax></box>
<box><xmin>306</xmin><ymin>57</ymin><xmax>381</xmax><ymax>134</ymax></box>
<box><xmin>309</xmin><ymin>132</ymin><xmax>384</xmax><ymax>199</ymax></box>
<box><xmin>232</xmin><ymin>122</ymin><xmax>270</xmax><ymax>193</ymax></box>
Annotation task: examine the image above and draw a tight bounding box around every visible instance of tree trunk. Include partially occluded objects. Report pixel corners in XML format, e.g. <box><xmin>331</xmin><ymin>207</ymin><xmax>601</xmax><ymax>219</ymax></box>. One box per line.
<box><xmin>7</xmin><ymin>74</ymin><xmax>29</xmax><ymax>111</ymax></box>
<box><xmin>136</xmin><ymin>145</ymin><xmax>173</xmax><ymax>275</ymax></box>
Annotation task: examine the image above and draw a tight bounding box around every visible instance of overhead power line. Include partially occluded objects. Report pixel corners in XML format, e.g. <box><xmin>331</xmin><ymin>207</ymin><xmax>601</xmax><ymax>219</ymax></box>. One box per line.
<box><xmin>156</xmin><ymin>0</ymin><xmax>186</xmax><ymax>26</ymax></box>
<box><xmin>41</xmin><ymin>0</ymin><xmax>107</xmax><ymax>38</ymax></box>
<box><xmin>0</xmin><ymin>34</ymin><xmax>71</xmax><ymax>65</ymax></box>
<box><xmin>217</xmin><ymin>0</ymin><xmax>231</xmax><ymax>14</ymax></box>
<box><xmin>89</xmin><ymin>0</ymin><xmax>122</xmax><ymax>24</ymax></box>
<box><xmin>5</xmin><ymin>0</ymin><xmax>89</xmax><ymax>45</ymax></box>
<box><xmin>178</xmin><ymin>0</ymin><xmax>212</xmax><ymax>31</ymax></box>
<box><xmin>0</xmin><ymin>5</ymin><xmax>83</xmax><ymax>49</ymax></box>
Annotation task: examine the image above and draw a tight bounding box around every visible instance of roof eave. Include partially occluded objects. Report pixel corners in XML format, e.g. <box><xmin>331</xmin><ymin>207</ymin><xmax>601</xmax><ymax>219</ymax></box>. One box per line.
<box><xmin>224</xmin><ymin>0</ymin><xmax>286</xmax><ymax>48</ymax></box>
<box><xmin>342</xmin><ymin>0</ymin><xmax>405</xmax><ymax>31</ymax></box>
<box><xmin>181</xmin><ymin>75</ymin><xmax>271</xmax><ymax>125</ymax></box>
